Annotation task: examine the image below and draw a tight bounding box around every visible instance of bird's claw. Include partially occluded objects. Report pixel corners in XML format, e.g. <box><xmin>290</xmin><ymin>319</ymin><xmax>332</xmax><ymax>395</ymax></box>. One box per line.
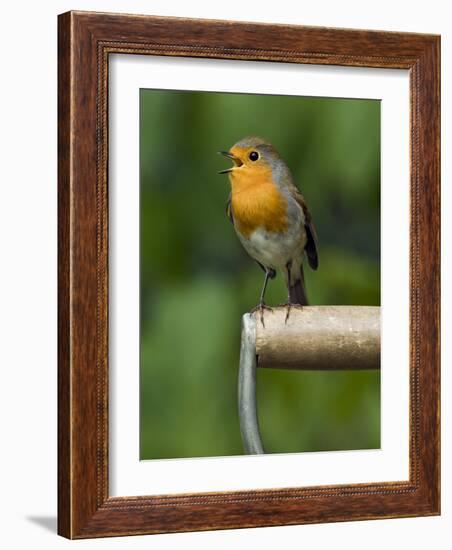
<box><xmin>285</xmin><ymin>303</ymin><xmax>291</xmax><ymax>324</ymax></box>
<box><xmin>276</xmin><ymin>302</ymin><xmax>303</xmax><ymax>324</ymax></box>
<box><xmin>250</xmin><ymin>303</ymin><xmax>273</xmax><ymax>328</ymax></box>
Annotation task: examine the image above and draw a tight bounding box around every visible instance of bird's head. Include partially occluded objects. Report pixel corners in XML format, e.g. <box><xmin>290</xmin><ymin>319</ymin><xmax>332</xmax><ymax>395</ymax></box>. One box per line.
<box><xmin>218</xmin><ymin>136</ymin><xmax>285</xmax><ymax>189</ymax></box>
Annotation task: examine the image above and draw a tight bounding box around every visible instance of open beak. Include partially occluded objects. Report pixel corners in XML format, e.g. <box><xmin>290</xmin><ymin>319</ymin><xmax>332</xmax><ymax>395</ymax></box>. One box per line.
<box><xmin>218</xmin><ymin>151</ymin><xmax>243</xmax><ymax>174</ymax></box>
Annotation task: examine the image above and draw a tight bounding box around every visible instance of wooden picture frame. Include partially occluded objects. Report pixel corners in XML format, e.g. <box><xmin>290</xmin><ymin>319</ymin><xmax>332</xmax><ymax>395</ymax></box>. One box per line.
<box><xmin>58</xmin><ymin>10</ymin><xmax>440</xmax><ymax>538</ymax></box>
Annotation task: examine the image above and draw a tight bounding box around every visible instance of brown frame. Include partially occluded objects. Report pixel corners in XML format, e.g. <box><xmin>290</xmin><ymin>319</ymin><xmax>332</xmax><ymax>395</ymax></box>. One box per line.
<box><xmin>58</xmin><ymin>10</ymin><xmax>440</xmax><ymax>539</ymax></box>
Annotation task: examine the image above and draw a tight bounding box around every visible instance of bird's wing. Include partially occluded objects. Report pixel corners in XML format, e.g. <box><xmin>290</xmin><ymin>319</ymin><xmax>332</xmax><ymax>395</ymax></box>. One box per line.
<box><xmin>290</xmin><ymin>185</ymin><xmax>319</xmax><ymax>271</ymax></box>
<box><xmin>226</xmin><ymin>194</ymin><xmax>234</xmax><ymax>224</ymax></box>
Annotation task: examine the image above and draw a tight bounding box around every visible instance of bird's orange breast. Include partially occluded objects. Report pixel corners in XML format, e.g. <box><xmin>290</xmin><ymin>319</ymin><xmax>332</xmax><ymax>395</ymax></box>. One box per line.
<box><xmin>230</xmin><ymin>167</ymin><xmax>288</xmax><ymax>237</ymax></box>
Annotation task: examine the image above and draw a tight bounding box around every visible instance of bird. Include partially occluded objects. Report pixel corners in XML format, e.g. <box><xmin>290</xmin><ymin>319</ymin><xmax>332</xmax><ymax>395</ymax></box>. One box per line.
<box><xmin>218</xmin><ymin>136</ymin><xmax>318</xmax><ymax>325</ymax></box>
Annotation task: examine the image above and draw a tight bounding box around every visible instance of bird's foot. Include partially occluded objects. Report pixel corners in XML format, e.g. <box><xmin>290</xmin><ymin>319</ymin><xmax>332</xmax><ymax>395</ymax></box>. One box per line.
<box><xmin>250</xmin><ymin>302</ymin><xmax>273</xmax><ymax>328</ymax></box>
<box><xmin>276</xmin><ymin>302</ymin><xmax>303</xmax><ymax>324</ymax></box>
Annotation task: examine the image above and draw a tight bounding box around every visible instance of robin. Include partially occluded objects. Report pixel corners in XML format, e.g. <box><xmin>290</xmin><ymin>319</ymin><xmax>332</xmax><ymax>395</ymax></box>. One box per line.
<box><xmin>219</xmin><ymin>136</ymin><xmax>318</xmax><ymax>325</ymax></box>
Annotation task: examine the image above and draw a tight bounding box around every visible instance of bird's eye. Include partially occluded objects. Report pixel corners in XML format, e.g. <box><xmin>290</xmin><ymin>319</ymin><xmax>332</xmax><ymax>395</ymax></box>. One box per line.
<box><xmin>249</xmin><ymin>151</ymin><xmax>259</xmax><ymax>161</ymax></box>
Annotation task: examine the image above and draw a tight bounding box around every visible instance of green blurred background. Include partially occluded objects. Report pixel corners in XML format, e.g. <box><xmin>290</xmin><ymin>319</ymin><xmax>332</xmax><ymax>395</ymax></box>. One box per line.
<box><xmin>140</xmin><ymin>89</ymin><xmax>380</xmax><ymax>460</ymax></box>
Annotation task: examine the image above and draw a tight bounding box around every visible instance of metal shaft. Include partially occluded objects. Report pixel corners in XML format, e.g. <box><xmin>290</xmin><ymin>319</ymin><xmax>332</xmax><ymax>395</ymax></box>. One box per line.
<box><xmin>238</xmin><ymin>313</ymin><xmax>264</xmax><ymax>454</ymax></box>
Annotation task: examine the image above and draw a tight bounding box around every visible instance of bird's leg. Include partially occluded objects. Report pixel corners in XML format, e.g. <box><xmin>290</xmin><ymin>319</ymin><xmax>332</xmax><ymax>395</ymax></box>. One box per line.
<box><xmin>259</xmin><ymin>269</ymin><xmax>271</xmax><ymax>305</ymax></box>
<box><xmin>250</xmin><ymin>269</ymin><xmax>274</xmax><ymax>327</ymax></box>
<box><xmin>284</xmin><ymin>262</ymin><xmax>293</xmax><ymax>324</ymax></box>
<box><xmin>279</xmin><ymin>268</ymin><xmax>305</xmax><ymax>323</ymax></box>
<box><xmin>281</xmin><ymin>263</ymin><xmax>304</xmax><ymax>323</ymax></box>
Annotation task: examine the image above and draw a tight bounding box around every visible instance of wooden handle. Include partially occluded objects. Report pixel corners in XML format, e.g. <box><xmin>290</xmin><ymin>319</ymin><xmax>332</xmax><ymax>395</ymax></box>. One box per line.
<box><xmin>255</xmin><ymin>306</ymin><xmax>380</xmax><ymax>371</ymax></box>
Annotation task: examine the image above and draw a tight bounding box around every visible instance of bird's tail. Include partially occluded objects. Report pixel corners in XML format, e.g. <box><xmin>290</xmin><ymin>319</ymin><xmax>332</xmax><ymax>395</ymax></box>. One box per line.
<box><xmin>288</xmin><ymin>264</ymin><xmax>309</xmax><ymax>306</ymax></box>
